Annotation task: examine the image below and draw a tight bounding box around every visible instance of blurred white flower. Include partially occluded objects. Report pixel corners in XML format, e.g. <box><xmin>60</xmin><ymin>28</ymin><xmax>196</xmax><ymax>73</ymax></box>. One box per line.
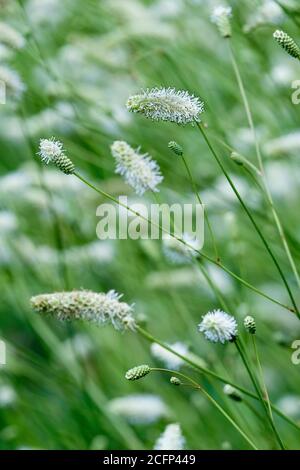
<box><xmin>154</xmin><ymin>423</ymin><xmax>186</xmax><ymax>450</ymax></box>
<box><xmin>211</xmin><ymin>5</ymin><xmax>232</xmax><ymax>38</ymax></box>
<box><xmin>0</xmin><ymin>65</ymin><xmax>25</xmax><ymax>100</ymax></box>
<box><xmin>109</xmin><ymin>394</ymin><xmax>168</xmax><ymax>424</ymax></box>
<box><xmin>163</xmin><ymin>233</ymin><xmax>200</xmax><ymax>264</ymax></box>
<box><xmin>198</xmin><ymin>309</ymin><xmax>238</xmax><ymax>344</ymax></box>
<box><xmin>0</xmin><ymin>22</ymin><xmax>25</xmax><ymax>49</ymax></box>
<box><xmin>0</xmin><ymin>385</ymin><xmax>16</xmax><ymax>408</ymax></box>
<box><xmin>127</xmin><ymin>87</ymin><xmax>204</xmax><ymax>125</ymax></box>
<box><xmin>151</xmin><ymin>342</ymin><xmax>188</xmax><ymax>370</ymax></box>
<box><xmin>244</xmin><ymin>1</ymin><xmax>282</xmax><ymax>33</ymax></box>
<box><xmin>111</xmin><ymin>140</ymin><xmax>163</xmax><ymax>195</ymax></box>
<box><xmin>264</xmin><ymin>132</ymin><xmax>300</xmax><ymax>156</ymax></box>
<box><xmin>0</xmin><ymin>211</ymin><xmax>18</xmax><ymax>234</ymax></box>
<box><xmin>276</xmin><ymin>395</ymin><xmax>300</xmax><ymax>420</ymax></box>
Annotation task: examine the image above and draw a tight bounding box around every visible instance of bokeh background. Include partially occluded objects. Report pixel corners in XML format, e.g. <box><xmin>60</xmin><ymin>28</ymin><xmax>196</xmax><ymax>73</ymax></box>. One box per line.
<box><xmin>0</xmin><ymin>0</ymin><xmax>300</xmax><ymax>450</ymax></box>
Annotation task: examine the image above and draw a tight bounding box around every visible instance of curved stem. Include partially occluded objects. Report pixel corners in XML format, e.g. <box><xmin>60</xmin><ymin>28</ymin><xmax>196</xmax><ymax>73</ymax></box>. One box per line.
<box><xmin>74</xmin><ymin>171</ymin><xmax>294</xmax><ymax>314</ymax></box>
<box><xmin>151</xmin><ymin>368</ymin><xmax>258</xmax><ymax>450</ymax></box>
<box><xmin>235</xmin><ymin>339</ymin><xmax>286</xmax><ymax>450</ymax></box>
<box><xmin>196</xmin><ymin>123</ymin><xmax>299</xmax><ymax>318</ymax></box>
<box><xmin>228</xmin><ymin>41</ymin><xmax>300</xmax><ymax>290</ymax></box>
<box><xmin>136</xmin><ymin>326</ymin><xmax>300</xmax><ymax>432</ymax></box>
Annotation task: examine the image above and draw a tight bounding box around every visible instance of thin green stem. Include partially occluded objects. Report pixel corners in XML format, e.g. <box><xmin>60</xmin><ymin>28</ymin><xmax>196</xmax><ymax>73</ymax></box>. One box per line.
<box><xmin>228</xmin><ymin>41</ymin><xmax>300</xmax><ymax>289</ymax></box>
<box><xmin>150</xmin><ymin>368</ymin><xmax>258</xmax><ymax>450</ymax></box>
<box><xmin>252</xmin><ymin>335</ymin><xmax>273</xmax><ymax>419</ymax></box>
<box><xmin>136</xmin><ymin>326</ymin><xmax>300</xmax><ymax>432</ymax></box>
<box><xmin>196</xmin><ymin>122</ymin><xmax>299</xmax><ymax>317</ymax></box>
<box><xmin>235</xmin><ymin>339</ymin><xmax>285</xmax><ymax>450</ymax></box>
<box><xmin>73</xmin><ymin>171</ymin><xmax>294</xmax><ymax>314</ymax></box>
<box><xmin>181</xmin><ymin>154</ymin><xmax>220</xmax><ymax>262</ymax></box>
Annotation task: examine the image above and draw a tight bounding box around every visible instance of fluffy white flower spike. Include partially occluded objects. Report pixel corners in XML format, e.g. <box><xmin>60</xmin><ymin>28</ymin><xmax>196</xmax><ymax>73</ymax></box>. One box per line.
<box><xmin>109</xmin><ymin>394</ymin><xmax>168</xmax><ymax>424</ymax></box>
<box><xmin>126</xmin><ymin>87</ymin><xmax>204</xmax><ymax>125</ymax></box>
<box><xmin>151</xmin><ymin>342</ymin><xmax>188</xmax><ymax>370</ymax></box>
<box><xmin>154</xmin><ymin>423</ymin><xmax>186</xmax><ymax>450</ymax></box>
<box><xmin>38</xmin><ymin>137</ymin><xmax>75</xmax><ymax>174</ymax></box>
<box><xmin>111</xmin><ymin>140</ymin><xmax>163</xmax><ymax>195</ymax></box>
<box><xmin>30</xmin><ymin>290</ymin><xmax>136</xmax><ymax>331</ymax></box>
<box><xmin>198</xmin><ymin>309</ymin><xmax>238</xmax><ymax>344</ymax></box>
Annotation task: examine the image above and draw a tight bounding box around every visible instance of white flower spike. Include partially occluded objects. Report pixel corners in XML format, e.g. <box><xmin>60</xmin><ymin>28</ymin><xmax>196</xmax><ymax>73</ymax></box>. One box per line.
<box><xmin>127</xmin><ymin>87</ymin><xmax>204</xmax><ymax>125</ymax></box>
<box><xmin>198</xmin><ymin>309</ymin><xmax>238</xmax><ymax>344</ymax></box>
<box><xmin>154</xmin><ymin>423</ymin><xmax>186</xmax><ymax>450</ymax></box>
<box><xmin>111</xmin><ymin>140</ymin><xmax>163</xmax><ymax>195</ymax></box>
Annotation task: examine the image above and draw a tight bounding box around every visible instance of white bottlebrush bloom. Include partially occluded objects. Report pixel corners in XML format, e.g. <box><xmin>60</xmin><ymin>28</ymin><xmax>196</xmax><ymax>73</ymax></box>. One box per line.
<box><xmin>0</xmin><ymin>65</ymin><xmax>25</xmax><ymax>100</ymax></box>
<box><xmin>151</xmin><ymin>342</ymin><xmax>188</xmax><ymax>370</ymax></box>
<box><xmin>0</xmin><ymin>22</ymin><xmax>25</xmax><ymax>49</ymax></box>
<box><xmin>211</xmin><ymin>5</ymin><xmax>232</xmax><ymax>38</ymax></box>
<box><xmin>163</xmin><ymin>233</ymin><xmax>200</xmax><ymax>264</ymax></box>
<box><xmin>111</xmin><ymin>140</ymin><xmax>163</xmax><ymax>195</ymax></box>
<box><xmin>154</xmin><ymin>423</ymin><xmax>186</xmax><ymax>450</ymax></box>
<box><xmin>109</xmin><ymin>394</ymin><xmax>168</xmax><ymax>424</ymax></box>
<box><xmin>126</xmin><ymin>87</ymin><xmax>204</xmax><ymax>124</ymax></box>
<box><xmin>38</xmin><ymin>137</ymin><xmax>75</xmax><ymax>174</ymax></box>
<box><xmin>198</xmin><ymin>309</ymin><xmax>238</xmax><ymax>344</ymax></box>
<box><xmin>30</xmin><ymin>290</ymin><xmax>136</xmax><ymax>331</ymax></box>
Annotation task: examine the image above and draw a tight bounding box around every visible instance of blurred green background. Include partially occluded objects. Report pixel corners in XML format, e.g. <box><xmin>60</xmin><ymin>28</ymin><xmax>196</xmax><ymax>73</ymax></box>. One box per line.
<box><xmin>0</xmin><ymin>0</ymin><xmax>300</xmax><ymax>450</ymax></box>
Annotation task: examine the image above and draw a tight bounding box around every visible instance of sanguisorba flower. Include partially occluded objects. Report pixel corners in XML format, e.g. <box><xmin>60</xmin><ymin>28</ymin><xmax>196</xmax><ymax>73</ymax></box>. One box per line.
<box><xmin>211</xmin><ymin>5</ymin><xmax>232</xmax><ymax>38</ymax></box>
<box><xmin>109</xmin><ymin>394</ymin><xmax>168</xmax><ymax>424</ymax></box>
<box><xmin>126</xmin><ymin>87</ymin><xmax>204</xmax><ymax>125</ymax></box>
<box><xmin>111</xmin><ymin>140</ymin><xmax>163</xmax><ymax>195</ymax></box>
<box><xmin>30</xmin><ymin>290</ymin><xmax>136</xmax><ymax>331</ymax></box>
<box><xmin>38</xmin><ymin>137</ymin><xmax>75</xmax><ymax>174</ymax></box>
<box><xmin>154</xmin><ymin>423</ymin><xmax>186</xmax><ymax>450</ymax></box>
<box><xmin>198</xmin><ymin>309</ymin><xmax>238</xmax><ymax>344</ymax></box>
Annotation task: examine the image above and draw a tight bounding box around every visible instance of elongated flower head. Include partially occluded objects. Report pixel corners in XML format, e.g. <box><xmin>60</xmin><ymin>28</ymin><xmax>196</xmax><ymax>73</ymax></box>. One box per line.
<box><xmin>198</xmin><ymin>309</ymin><xmax>238</xmax><ymax>344</ymax></box>
<box><xmin>38</xmin><ymin>137</ymin><xmax>75</xmax><ymax>174</ymax></box>
<box><xmin>125</xmin><ymin>365</ymin><xmax>151</xmax><ymax>381</ymax></box>
<box><xmin>244</xmin><ymin>315</ymin><xmax>256</xmax><ymax>334</ymax></box>
<box><xmin>168</xmin><ymin>141</ymin><xmax>183</xmax><ymax>156</ymax></box>
<box><xmin>223</xmin><ymin>384</ymin><xmax>242</xmax><ymax>402</ymax></box>
<box><xmin>30</xmin><ymin>290</ymin><xmax>136</xmax><ymax>331</ymax></box>
<box><xmin>127</xmin><ymin>87</ymin><xmax>204</xmax><ymax>125</ymax></box>
<box><xmin>111</xmin><ymin>140</ymin><xmax>163</xmax><ymax>195</ymax></box>
<box><xmin>211</xmin><ymin>5</ymin><xmax>232</xmax><ymax>38</ymax></box>
<box><xmin>154</xmin><ymin>423</ymin><xmax>186</xmax><ymax>450</ymax></box>
<box><xmin>273</xmin><ymin>30</ymin><xmax>300</xmax><ymax>60</ymax></box>
<box><xmin>0</xmin><ymin>65</ymin><xmax>25</xmax><ymax>100</ymax></box>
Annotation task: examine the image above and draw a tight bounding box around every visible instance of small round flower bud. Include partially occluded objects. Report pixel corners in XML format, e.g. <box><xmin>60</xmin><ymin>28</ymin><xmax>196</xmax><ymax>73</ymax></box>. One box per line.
<box><xmin>273</xmin><ymin>30</ymin><xmax>300</xmax><ymax>60</ymax></box>
<box><xmin>170</xmin><ymin>376</ymin><xmax>181</xmax><ymax>386</ymax></box>
<box><xmin>125</xmin><ymin>365</ymin><xmax>151</xmax><ymax>381</ymax></box>
<box><xmin>223</xmin><ymin>384</ymin><xmax>242</xmax><ymax>402</ymax></box>
<box><xmin>168</xmin><ymin>141</ymin><xmax>183</xmax><ymax>156</ymax></box>
<box><xmin>244</xmin><ymin>316</ymin><xmax>256</xmax><ymax>334</ymax></box>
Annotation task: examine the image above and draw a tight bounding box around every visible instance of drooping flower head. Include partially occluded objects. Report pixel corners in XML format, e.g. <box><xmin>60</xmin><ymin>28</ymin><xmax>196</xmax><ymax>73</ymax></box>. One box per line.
<box><xmin>198</xmin><ymin>309</ymin><xmax>238</xmax><ymax>344</ymax></box>
<box><xmin>126</xmin><ymin>87</ymin><xmax>204</xmax><ymax>125</ymax></box>
<box><xmin>211</xmin><ymin>5</ymin><xmax>232</xmax><ymax>38</ymax></box>
<box><xmin>30</xmin><ymin>290</ymin><xmax>136</xmax><ymax>331</ymax></box>
<box><xmin>154</xmin><ymin>423</ymin><xmax>186</xmax><ymax>450</ymax></box>
<box><xmin>38</xmin><ymin>137</ymin><xmax>75</xmax><ymax>174</ymax></box>
<box><xmin>273</xmin><ymin>30</ymin><xmax>300</xmax><ymax>60</ymax></box>
<box><xmin>111</xmin><ymin>140</ymin><xmax>163</xmax><ymax>195</ymax></box>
